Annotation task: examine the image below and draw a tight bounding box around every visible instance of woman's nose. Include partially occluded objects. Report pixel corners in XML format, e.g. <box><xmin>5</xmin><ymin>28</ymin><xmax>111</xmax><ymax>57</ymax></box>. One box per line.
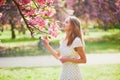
<box><xmin>62</xmin><ymin>23</ymin><xmax>65</xmax><ymax>27</ymax></box>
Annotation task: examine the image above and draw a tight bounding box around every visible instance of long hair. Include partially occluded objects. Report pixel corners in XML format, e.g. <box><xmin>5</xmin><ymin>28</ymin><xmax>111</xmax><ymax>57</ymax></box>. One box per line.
<box><xmin>67</xmin><ymin>16</ymin><xmax>85</xmax><ymax>47</ymax></box>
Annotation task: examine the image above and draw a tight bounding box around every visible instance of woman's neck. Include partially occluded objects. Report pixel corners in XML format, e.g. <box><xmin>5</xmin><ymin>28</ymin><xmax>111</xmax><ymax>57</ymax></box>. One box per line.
<box><xmin>65</xmin><ymin>31</ymin><xmax>71</xmax><ymax>40</ymax></box>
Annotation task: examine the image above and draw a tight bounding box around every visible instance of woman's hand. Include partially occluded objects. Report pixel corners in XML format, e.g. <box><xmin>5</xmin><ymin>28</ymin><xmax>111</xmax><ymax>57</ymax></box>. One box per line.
<box><xmin>59</xmin><ymin>56</ymin><xmax>70</xmax><ymax>63</ymax></box>
<box><xmin>41</xmin><ymin>36</ymin><xmax>50</xmax><ymax>47</ymax></box>
<box><xmin>41</xmin><ymin>36</ymin><xmax>60</xmax><ymax>59</ymax></box>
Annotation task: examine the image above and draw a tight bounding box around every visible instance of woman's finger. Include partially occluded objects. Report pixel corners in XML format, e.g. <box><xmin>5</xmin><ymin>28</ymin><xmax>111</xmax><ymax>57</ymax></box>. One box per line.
<box><xmin>41</xmin><ymin>37</ymin><xmax>50</xmax><ymax>46</ymax></box>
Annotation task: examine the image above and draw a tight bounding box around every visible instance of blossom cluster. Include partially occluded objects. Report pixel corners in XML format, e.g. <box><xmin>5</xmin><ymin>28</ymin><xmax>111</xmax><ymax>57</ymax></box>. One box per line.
<box><xmin>0</xmin><ymin>0</ymin><xmax>59</xmax><ymax>38</ymax></box>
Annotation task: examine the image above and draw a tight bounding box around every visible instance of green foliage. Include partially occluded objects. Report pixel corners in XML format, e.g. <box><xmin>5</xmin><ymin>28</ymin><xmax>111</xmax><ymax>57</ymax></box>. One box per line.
<box><xmin>0</xmin><ymin>47</ymin><xmax>49</xmax><ymax>57</ymax></box>
<box><xmin>0</xmin><ymin>66</ymin><xmax>60</xmax><ymax>80</ymax></box>
<box><xmin>114</xmin><ymin>24</ymin><xmax>120</xmax><ymax>29</ymax></box>
<box><xmin>86</xmin><ymin>29</ymin><xmax>120</xmax><ymax>40</ymax></box>
<box><xmin>103</xmin><ymin>30</ymin><xmax>120</xmax><ymax>42</ymax></box>
<box><xmin>0</xmin><ymin>29</ymin><xmax>120</xmax><ymax>57</ymax></box>
<box><xmin>85</xmin><ymin>29</ymin><xmax>120</xmax><ymax>53</ymax></box>
<box><xmin>93</xmin><ymin>25</ymin><xmax>101</xmax><ymax>29</ymax></box>
<box><xmin>85</xmin><ymin>41</ymin><xmax>120</xmax><ymax>53</ymax></box>
<box><xmin>0</xmin><ymin>64</ymin><xmax>120</xmax><ymax>80</ymax></box>
<box><xmin>93</xmin><ymin>24</ymin><xmax>120</xmax><ymax>30</ymax></box>
<box><xmin>50</xmin><ymin>39</ymin><xmax>60</xmax><ymax>45</ymax></box>
<box><xmin>82</xmin><ymin>64</ymin><xmax>120</xmax><ymax>80</ymax></box>
<box><xmin>0</xmin><ymin>40</ymin><xmax>119</xmax><ymax>57</ymax></box>
<box><xmin>0</xmin><ymin>38</ymin><xmax>37</xmax><ymax>43</ymax></box>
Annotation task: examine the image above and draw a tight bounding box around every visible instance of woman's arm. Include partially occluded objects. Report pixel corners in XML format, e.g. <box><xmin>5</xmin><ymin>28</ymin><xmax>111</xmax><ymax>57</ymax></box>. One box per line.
<box><xmin>59</xmin><ymin>47</ymin><xmax>87</xmax><ymax>63</ymax></box>
<box><xmin>45</xmin><ymin>44</ymin><xmax>60</xmax><ymax>59</ymax></box>
<box><xmin>42</xmin><ymin>38</ymin><xmax>60</xmax><ymax>59</ymax></box>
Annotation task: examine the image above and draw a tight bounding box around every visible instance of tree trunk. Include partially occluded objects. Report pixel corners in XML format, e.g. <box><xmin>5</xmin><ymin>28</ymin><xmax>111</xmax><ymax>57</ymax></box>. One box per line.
<box><xmin>1</xmin><ymin>26</ymin><xmax>4</xmax><ymax>32</ymax></box>
<box><xmin>10</xmin><ymin>20</ymin><xmax>16</xmax><ymax>39</ymax></box>
<box><xmin>21</xmin><ymin>24</ymin><xmax>26</xmax><ymax>35</ymax></box>
<box><xmin>103</xmin><ymin>24</ymin><xmax>108</xmax><ymax>31</ymax></box>
<box><xmin>12</xmin><ymin>0</ymin><xmax>34</xmax><ymax>38</ymax></box>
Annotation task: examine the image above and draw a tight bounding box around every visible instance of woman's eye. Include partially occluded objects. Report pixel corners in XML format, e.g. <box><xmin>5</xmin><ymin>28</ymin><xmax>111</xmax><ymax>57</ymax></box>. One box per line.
<box><xmin>66</xmin><ymin>21</ymin><xmax>68</xmax><ymax>23</ymax></box>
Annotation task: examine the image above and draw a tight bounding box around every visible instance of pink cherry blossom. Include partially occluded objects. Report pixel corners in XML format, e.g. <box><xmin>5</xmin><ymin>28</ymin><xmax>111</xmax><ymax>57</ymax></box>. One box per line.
<box><xmin>19</xmin><ymin>0</ymin><xmax>30</xmax><ymax>5</ymax></box>
<box><xmin>19</xmin><ymin>5</ymin><xmax>24</xmax><ymax>9</ymax></box>
<box><xmin>48</xmin><ymin>23</ymin><xmax>59</xmax><ymax>37</ymax></box>
<box><xmin>45</xmin><ymin>9</ymin><xmax>54</xmax><ymax>17</ymax></box>
<box><xmin>35</xmin><ymin>17</ymin><xmax>46</xmax><ymax>26</ymax></box>
<box><xmin>0</xmin><ymin>0</ymin><xmax>5</xmax><ymax>7</ymax></box>
<box><xmin>35</xmin><ymin>0</ymin><xmax>46</xmax><ymax>7</ymax></box>
<box><xmin>25</xmin><ymin>9</ymin><xmax>35</xmax><ymax>16</ymax></box>
<box><xmin>39</xmin><ymin>10</ymin><xmax>46</xmax><ymax>16</ymax></box>
<box><xmin>46</xmin><ymin>0</ymin><xmax>54</xmax><ymax>5</ymax></box>
<box><xmin>28</xmin><ymin>18</ymin><xmax>38</xmax><ymax>26</ymax></box>
<box><xmin>36</xmin><ymin>17</ymin><xmax>46</xmax><ymax>30</ymax></box>
<box><xmin>39</xmin><ymin>9</ymin><xmax>54</xmax><ymax>17</ymax></box>
<box><xmin>48</xmin><ymin>28</ymin><xmax>58</xmax><ymax>37</ymax></box>
<box><xmin>52</xmin><ymin>31</ymin><xmax>58</xmax><ymax>37</ymax></box>
<box><xmin>28</xmin><ymin>17</ymin><xmax>46</xmax><ymax>31</ymax></box>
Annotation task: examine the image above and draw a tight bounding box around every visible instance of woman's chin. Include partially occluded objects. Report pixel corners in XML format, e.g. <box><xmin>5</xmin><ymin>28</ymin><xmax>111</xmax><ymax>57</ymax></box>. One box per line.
<box><xmin>61</xmin><ymin>27</ymin><xmax>65</xmax><ymax>31</ymax></box>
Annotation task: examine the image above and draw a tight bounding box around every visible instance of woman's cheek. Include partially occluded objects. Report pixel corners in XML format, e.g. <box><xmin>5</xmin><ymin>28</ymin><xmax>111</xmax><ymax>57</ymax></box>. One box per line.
<box><xmin>64</xmin><ymin>25</ymin><xmax>69</xmax><ymax>30</ymax></box>
<box><xmin>63</xmin><ymin>25</ymin><xmax>67</xmax><ymax>31</ymax></box>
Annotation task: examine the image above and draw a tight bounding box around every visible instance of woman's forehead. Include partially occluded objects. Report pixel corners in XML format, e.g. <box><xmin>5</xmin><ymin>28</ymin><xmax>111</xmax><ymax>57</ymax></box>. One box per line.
<box><xmin>65</xmin><ymin>17</ymin><xmax>70</xmax><ymax>22</ymax></box>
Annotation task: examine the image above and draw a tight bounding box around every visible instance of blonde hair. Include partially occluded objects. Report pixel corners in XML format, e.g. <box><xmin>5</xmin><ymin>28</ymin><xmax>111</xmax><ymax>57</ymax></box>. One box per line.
<box><xmin>67</xmin><ymin>16</ymin><xmax>85</xmax><ymax>47</ymax></box>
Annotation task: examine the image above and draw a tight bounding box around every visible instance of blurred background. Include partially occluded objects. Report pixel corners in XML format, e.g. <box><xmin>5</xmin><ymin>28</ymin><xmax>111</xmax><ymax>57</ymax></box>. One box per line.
<box><xmin>0</xmin><ymin>0</ymin><xmax>120</xmax><ymax>57</ymax></box>
<box><xmin>0</xmin><ymin>0</ymin><xmax>120</xmax><ymax>80</ymax></box>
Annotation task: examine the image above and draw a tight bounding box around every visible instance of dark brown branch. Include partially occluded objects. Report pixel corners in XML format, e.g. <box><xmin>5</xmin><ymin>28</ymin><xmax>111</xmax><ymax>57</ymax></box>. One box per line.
<box><xmin>31</xmin><ymin>0</ymin><xmax>39</xmax><ymax>9</ymax></box>
<box><xmin>12</xmin><ymin>0</ymin><xmax>34</xmax><ymax>38</ymax></box>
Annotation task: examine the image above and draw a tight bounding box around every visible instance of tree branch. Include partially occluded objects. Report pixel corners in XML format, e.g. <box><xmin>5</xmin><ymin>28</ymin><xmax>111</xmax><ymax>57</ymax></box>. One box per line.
<box><xmin>12</xmin><ymin>0</ymin><xmax>34</xmax><ymax>38</ymax></box>
<box><xmin>31</xmin><ymin>0</ymin><xmax>39</xmax><ymax>9</ymax></box>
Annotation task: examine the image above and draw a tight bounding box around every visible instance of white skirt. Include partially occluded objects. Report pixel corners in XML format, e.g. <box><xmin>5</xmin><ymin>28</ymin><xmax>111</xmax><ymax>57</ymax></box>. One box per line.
<box><xmin>59</xmin><ymin>62</ymin><xmax>83</xmax><ymax>80</ymax></box>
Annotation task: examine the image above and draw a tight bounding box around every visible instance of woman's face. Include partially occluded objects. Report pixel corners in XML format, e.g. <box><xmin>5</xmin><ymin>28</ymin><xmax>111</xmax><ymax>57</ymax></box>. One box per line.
<box><xmin>63</xmin><ymin>18</ymin><xmax>71</xmax><ymax>31</ymax></box>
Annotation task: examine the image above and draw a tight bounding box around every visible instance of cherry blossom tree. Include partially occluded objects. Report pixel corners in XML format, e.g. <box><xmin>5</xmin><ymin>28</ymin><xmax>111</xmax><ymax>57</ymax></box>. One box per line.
<box><xmin>0</xmin><ymin>0</ymin><xmax>22</xmax><ymax>39</ymax></box>
<box><xmin>0</xmin><ymin>0</ymin><xmax>59</xmax><ymax>38</ymax></box>
<box><xmin>66</xmin><ymin>0</ymin><xmax>120</xmax><ymax>30</ymax></box>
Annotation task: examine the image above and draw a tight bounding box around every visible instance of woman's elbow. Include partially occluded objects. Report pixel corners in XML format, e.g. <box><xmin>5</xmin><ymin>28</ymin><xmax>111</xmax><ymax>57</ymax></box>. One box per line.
<box><xmin>83</xmin><ymin>58</ymin><xmax>87</xmax><ymax>63</ymax></box>
<box><xmin>78</xmin><ymin>58</ymin><xmax>87</xmax><ymax>64</ymax></box>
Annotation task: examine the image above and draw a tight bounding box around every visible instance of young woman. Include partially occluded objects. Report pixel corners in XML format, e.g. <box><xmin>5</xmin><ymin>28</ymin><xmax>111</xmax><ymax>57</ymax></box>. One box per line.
<box><xmin>42</xmin><ymin>16</ymin><xmax>87</xmax><ymax>80</ymax></box>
